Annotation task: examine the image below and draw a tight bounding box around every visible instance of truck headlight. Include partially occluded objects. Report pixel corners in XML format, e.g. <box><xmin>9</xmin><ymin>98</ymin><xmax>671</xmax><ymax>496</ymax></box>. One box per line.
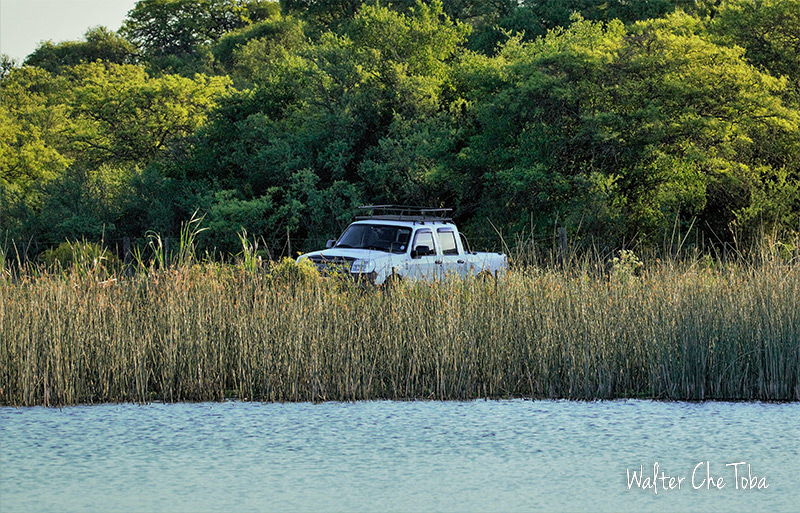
<box><xmin>350</xmin><ymin>259</ymin><xmax>375</xmax><ymax>273</ymax></box>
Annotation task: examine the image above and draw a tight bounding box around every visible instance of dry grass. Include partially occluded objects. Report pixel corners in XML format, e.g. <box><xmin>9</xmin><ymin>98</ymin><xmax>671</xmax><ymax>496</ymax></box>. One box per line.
<box><xmin>1</xmin><ymin>252</ymin><xmax>798</xmax><ymax>406</ymax></box>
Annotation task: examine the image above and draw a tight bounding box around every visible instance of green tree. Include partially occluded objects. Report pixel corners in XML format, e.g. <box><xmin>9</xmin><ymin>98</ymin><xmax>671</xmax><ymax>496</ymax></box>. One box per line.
<box><xmin>65</xmin><ymin>62</ymin><xmax>231</xmax><ymax>167</ymax></box>
<box><xmin>122</xmin><ymin>0</ymin><xmax>279</xmax><ymax>75</ymax></box>
<box><xmin>211</xmin><ymin>13</ymin><xmax>306</xmax><ymax>78</ymax></box>
<box><xmin>280</xmin><ymin>0</ymin><xmax>362</xmax><ymax>26</ymax></box>
<box><xmin>202</xmin><ymin>189</ymin><xmax>278</xmax><ymax>253</ymax></box>
<box><xmin>181</xmin><ymin>1</ymin><xmax>468</xmax><ymax>251</ymax></box>
<box><xmin>33</xmin><ymin>164</ymin><xmax>133</xmax><ymax>241</ymax></box>
<box><xmin>1</xmin><ymin>54</ymin><xmax>17</xmax><ymax>80</ymax></box>
<box><xmin>710</xmin><ymin>0</ymin><xmax>800</xmax><ymax>102</ymax></box>
<box><xmin>24</xmin><ymin>27</ymin><xmax>137</xmax><ymax>74</ymax></box>
<box><xmin>243</xmin><ymin>0</ymin><xmax>282</xmax><ymax>22</ymax></box>
<box><xmin>358</xmin><ymin>114</ymin><xmax>464</xmax><ymax>209</ymax></box>
<box><xmin>0</xmin><ymin>61</ymin><xmax>229</xmax><ymax>241</ymax></box>
<box><xmin>453</xmin><ymin>13</ymin><xmax>800</xmax><ymax>245</ymax></box>
<box><xmin>610</xmin><ymin>12</ymin><xmax>799</xmax><ymax>241</ymax></box>
<box><xmin>0</xmin><ymin>67</ymin><xmax>71</xmax><ymax>234</ymax></box>
<box><xmin>122</xmin><ymin>0</ymin><xmax>250</xmax><ymax>57</ymax></box>
<box><xmin>462</xmin><ymin>0</ymin><xmax>678</xmax><ymax>54</ymax></box>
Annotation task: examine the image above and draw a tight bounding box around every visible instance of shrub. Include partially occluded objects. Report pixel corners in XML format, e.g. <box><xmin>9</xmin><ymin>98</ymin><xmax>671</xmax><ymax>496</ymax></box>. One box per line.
<box><xmin>268</xmin><ymin>257</ymin><xmax>320</xmax><ymax>285</ymax></box>
<box><xmin>38</xmin><ymin>241</ymin><xmax>119</xmax><ymax>274</ymax></box>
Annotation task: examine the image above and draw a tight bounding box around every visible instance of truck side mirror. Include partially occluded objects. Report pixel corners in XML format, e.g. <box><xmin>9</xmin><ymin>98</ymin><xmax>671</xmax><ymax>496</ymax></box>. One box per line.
<box><xmin>326</xmin><ymin>239</ymin><xmax>336</xmax><ymax>248</ymax></box>
<box><xmin>411</xmin><ymin>245</ymin><xmax>430</xmax><ymax>258</ymax></box>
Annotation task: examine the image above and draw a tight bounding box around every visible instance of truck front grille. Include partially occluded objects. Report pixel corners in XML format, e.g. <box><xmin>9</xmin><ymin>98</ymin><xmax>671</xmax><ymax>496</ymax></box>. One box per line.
<box><xmin>308</xmin><ymin>255</ymin><xmax>356</xmax><ymax>275</ymax></box>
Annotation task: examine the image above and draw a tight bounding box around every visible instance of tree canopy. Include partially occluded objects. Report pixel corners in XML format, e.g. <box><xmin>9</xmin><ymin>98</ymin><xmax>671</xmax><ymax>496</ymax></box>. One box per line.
<box><xmin>24</xmin><ymin>27</ymin><xmax>137</xmax><ymax>73</ymax></box>
<box><xmin>1</xmin><ymin>0</ymin><xmax>798</xmax><ymax>256</ymax></box>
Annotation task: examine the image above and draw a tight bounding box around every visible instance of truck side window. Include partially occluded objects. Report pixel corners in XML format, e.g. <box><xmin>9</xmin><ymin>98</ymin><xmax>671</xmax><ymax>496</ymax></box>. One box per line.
<box><xmin>412</xmin><ymin>229</ymin><xmax>436</xmax><ymax>255</ymax></box>
<box><xmin>437</xmin><ymin>229</ymin><xmax>459</xmax><ymax>255</ymax></box>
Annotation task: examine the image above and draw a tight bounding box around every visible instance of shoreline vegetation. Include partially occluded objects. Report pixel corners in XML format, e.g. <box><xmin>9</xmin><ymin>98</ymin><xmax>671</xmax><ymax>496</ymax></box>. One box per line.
<box><xmin>2</xmin><ymin>239</ymin><xmax>798</xmax><ymax>407</ymax></box>
<box><xmin>3</xmin><ymin>1</ymin><xmax>800</xmax><ymax>406</ymax></box>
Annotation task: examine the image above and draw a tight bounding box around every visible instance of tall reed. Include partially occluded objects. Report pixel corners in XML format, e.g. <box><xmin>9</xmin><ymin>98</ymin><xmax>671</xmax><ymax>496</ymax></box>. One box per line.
<box><xmin>1</xmin><ymin>254</ymin><xmax>798</xmax><ymax>406</ymax></box>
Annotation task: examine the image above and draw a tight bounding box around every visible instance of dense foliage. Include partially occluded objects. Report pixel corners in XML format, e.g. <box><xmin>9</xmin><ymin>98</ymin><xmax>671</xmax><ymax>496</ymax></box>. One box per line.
<box><xmin>1</xmin><ymin>0</ymin><xmax>798</xmax><ymax>256</ymax></box>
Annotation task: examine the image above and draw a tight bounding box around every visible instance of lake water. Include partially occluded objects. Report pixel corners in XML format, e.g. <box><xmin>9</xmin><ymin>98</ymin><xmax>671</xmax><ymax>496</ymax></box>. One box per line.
<box><xmin>1</xmin><ymin>400</ymin><xmax>798</xmax><ymax>512</ymax></box>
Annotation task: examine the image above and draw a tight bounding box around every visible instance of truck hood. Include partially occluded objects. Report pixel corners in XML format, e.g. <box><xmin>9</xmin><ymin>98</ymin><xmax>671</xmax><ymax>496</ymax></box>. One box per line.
<box><xmin>298</xmin><ymin>248</ymin><xmax>400</xmax><ymax>261</ymax></box>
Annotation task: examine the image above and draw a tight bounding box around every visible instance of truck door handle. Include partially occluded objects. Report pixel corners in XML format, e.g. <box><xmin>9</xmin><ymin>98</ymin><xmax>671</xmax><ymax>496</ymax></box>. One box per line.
<box><xmin>435</xmin><ymin>260</ymin><xmax>442</xmax><ymax>265</ymax></box>
<box><xmin>457</xmin><ymin>260</ymin><xmax>465</xmax><ymax>264</ymax></box>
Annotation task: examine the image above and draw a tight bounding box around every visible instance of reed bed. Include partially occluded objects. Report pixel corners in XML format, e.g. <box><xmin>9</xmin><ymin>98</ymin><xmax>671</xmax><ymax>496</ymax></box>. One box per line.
<box><xmin>1</xmin><ymin>256</ymin><xmax>798</xmax><ymax>406</ymax></box>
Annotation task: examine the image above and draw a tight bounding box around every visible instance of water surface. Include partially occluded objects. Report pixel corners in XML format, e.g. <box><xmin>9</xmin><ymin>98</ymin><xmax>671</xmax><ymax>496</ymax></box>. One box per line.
<box><xmin>1</xmin><ymin>400</ymin><xmax>797</xmax><ymax>512</ymax></box>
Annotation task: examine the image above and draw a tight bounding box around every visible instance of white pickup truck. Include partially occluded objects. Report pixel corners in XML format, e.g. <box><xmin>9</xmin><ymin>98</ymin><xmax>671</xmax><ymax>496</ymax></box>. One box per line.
<box><xmin>297</xmin><ymin>205</ymin><xmax>507</xmax><ymax>285</ymax></box>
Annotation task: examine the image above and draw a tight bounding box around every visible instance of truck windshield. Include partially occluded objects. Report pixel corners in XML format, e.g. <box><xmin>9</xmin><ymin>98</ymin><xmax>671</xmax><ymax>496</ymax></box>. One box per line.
<box><xmin>335</xmin><ymin>224</ymin><xmax>411</xmax><ymax>254</ymax></box>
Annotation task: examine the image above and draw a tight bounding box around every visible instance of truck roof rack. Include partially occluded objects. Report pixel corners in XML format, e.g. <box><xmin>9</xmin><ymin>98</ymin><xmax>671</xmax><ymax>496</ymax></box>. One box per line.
<box><xmin>355</xmin><ymin>205</ymin><xmax>453</xmax><ymax>223</ymax></box>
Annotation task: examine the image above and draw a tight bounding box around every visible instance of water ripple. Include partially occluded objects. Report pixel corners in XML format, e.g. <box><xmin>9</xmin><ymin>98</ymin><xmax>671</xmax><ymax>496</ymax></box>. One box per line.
<box><xmin>1</xmin><ymin>400</ymin><xmax>798</xmax><ymax>512</ymax></box>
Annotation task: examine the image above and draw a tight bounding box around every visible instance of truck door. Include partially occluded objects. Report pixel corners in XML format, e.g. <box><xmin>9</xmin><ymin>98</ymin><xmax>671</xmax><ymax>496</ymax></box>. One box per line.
<box><xmin>436</xmin><ymin>227</ymin><xmax>467</xmax><ymax>278</ymax></box>
<box><xmin>407</xmin><ymin>228</ymin><xmax>442</xmax><ymax>281</ymax></box>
